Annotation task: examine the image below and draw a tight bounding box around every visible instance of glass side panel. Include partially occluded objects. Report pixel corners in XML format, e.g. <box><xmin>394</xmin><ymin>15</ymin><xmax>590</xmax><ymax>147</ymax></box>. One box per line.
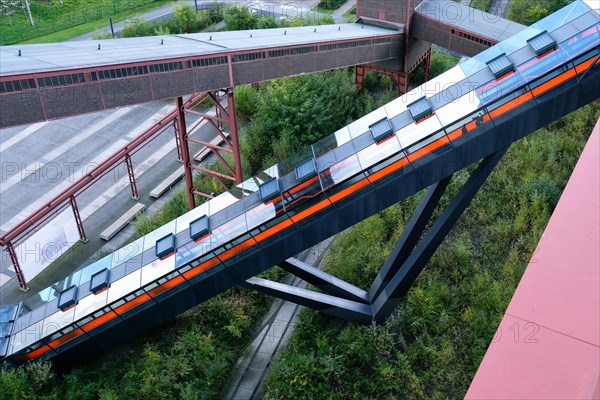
<box><xmin>106</xmin><ymin>269</ymin><xmax>141</xmax><ymax>304</ymax></box>
<box><xmin>74</xmin><ymin>290</ymin><xmax>108</xmax><ymax>321</ymax></box>
<box><xmin>436</xmin><ymin>92</ymin><xmax>483</xmax><ymax>126</ymax></box>
<box><xmin>559</xmin><ymin>21</ymin><xmax>600</xmax><ymax>59</ymax></box>
<box><xmin>141</xmin><ymin>256</ymin><xmax>176</xmax><ymax>286</ymax></box>
<box><xmin>395</xmin><ymin>114</ymin><xmax>444</xmax><ymax>149</ymax></box>
<box><xmin>111</xmin><ymin>237</ymin><xmax>143</xmax><ymax>268</ymax></box>
<box><xmin>42</xmin><ymin>307</ymin><xmax>76</xmax><ymax>339</ymax></box>
<box><xmin>537</xmin><ymin>1</ymin><xmax>591</xmax><ymax>32</ymax></box>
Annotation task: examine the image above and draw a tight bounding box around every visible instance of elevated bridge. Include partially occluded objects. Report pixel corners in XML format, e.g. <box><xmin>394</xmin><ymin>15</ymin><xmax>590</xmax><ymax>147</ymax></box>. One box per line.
<box><xmin>0</xmin><ymin>24</ymin><xmax>402</xmax><ymax>127</ymax></box>
<box><xmin>1</xmin><ymin>0</ymin><xmax>598</xmax><ymax>369</ymax></box>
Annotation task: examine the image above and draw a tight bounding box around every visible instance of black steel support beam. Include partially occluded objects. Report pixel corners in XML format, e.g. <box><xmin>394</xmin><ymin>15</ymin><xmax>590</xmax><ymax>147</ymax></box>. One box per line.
<box><xmin>371</xmin><ymin>148</ymin><xmax>508</xmax><ymax>322</ymax></box>
<box><xmin>243</xmin><ymin>277</ymin><xmax>373</xmax><ymax>323</ymax></box>
<box><xmin>279</xmin><ymin>258</ymin><xmax>370</xmax><ymax>304</ymax></box>
<box><xmin>368</xmin><ymin>176</ymin><xmax>452</xmax><ymax>300</ymax></box>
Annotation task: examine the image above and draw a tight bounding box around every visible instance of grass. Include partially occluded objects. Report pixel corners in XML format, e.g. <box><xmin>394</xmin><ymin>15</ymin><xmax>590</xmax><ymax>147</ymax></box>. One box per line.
<box><xmin>0</xmin><ymin>0</ymin><xmax>176</xmax><ymax>45</ymax></box>
<box><xmin>262</xmin><ymin>102</ymin><xmax>600</xmax><ymax>399</ymax></box>
<box><xmin>343</xmin><ymin>6</ymin><xmax>356</xmax><ymax>22</ymax></box>
<box><xmin>470</xmin><ymin>0</ymin><xmax>492</xmax><ymax>11</ymax></box>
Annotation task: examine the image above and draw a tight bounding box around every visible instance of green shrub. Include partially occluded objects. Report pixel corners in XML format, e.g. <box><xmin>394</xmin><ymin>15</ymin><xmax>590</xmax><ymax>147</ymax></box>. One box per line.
<box><xmin>257</xmin><ymin>16</ymin><xmax>278</xmax><ymax>29</ymax></box>
<box><xmin>317</xmin><ymin>0</ymin><xmax>346</xmax><ymax>10</ymax></box>
<box><xmin>234</xmin><ymin>85</ymin><xmax>260</xmax><ymax>120</ymax></box>
<box><xmin>530</xmin><ymin>175</ymin><xmax>562</xmax><ymax>209</ymax></box>
<box><xmin>120</xmin><ymin>18</ymin><xmax>156</xmax><ymax>37</ymax></box>
<box><xmin>91</xmin><ymin>30</ymin><xmax>114</xmax><ymax>40</ymax></box>
<box><xmin>224</xmin><ymin>6</ymin><xmax>257</xmax><ymax>30</ymax></box>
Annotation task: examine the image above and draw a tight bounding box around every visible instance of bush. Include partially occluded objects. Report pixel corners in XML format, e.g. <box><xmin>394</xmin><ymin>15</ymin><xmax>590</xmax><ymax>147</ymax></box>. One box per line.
<box><xmin>508</xmin><ymin>0</ymin><xmax>573</xmax><ymax>25</ymax></box>
<box><xmin>470</xmin><ymin>0</ymin><xmax>491</xmax><ymax>11</ymax></box>
<box><xmin>240</xmin><ymin>70</ymin><xmax>373</xmax><ymax>174</ymax></box>
<box><xmin>224</xmin><ymin>6</ymin><xmax>257</xmax><ymax>30</ymax></box>
<box><xmin>317</xmin><ymin>0</ymin><xmax>346</xmax><ymax>10</ymax></box>
<box><xmin>91</xmin><ymin>30</ymin><xmax>114</xmax><ymax>40</ymax></box>
<box><xmin>207</xmin><ymin>3</ymin><xmax>225</xmax><ymax>24</ymax></box>
<box><xmin>173</xmin><ymin>3</ymin><xmax>211</xmax><ymax>33</ymax></box>
<box><xmin>530</xmin><ymin>175</ymin><xmax>562</xmax><ymax>209</ymax></box>
<box><xmin>120</xmin><ymin>18</ymin><xmax>156</xmax><ymax>38</ymax></box>
<box><xmin>257</xmin><ymin>16</ymin><xmax>278</xmax><ymax>29</ymax></box>
<box><xmin>234</xmin><ymin>85</ymin><xmax>260</xmax><ymax>120</ymax></box>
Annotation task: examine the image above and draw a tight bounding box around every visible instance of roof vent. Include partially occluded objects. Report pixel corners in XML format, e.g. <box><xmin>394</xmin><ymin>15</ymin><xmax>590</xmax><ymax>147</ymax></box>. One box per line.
<box><xmin>189</xmin><ymin>215</ymin><xmax>210</xmax><ymax>241</ymax></box>
<box><xmin>369</xmin><ymin>118</ymin><xmax>394</xmax><ymax>142</ymax></box>
<box><xmin>294</xmin><ymin>158</ymin><xmax>317</xmax><ymax>181</ymax></box>
<box><xmin>487</xmin><ymin>54</ymin><xmax>514</xmax><ymax>79</ymax></box>
<box><xmin>259</xmin><ymin>178</ymin><xmax>281</xmax><ymax>201</ymax></box>
<box><xmin>58</xmin><ymin>285</ymin><xmax>78</xmax><ymax>311</ymax></box>
<box><xmin>407</xmin><ymin>97</ymin><xmax>433</xmax><ymax>121</ymax></box>
<box><xmin>155</xmin><ymin>233</ymin><xmax>175</xmax><ymax>259</ymax></box>
<box><xmin>90</xmin><ymin>268</ymin><xmax>110</xmax><ymax>294</ymax></box>
<box><xmin>528</xmin><ymin>31</ymin><xmax>556</xmax><ymax>56</ymax></box>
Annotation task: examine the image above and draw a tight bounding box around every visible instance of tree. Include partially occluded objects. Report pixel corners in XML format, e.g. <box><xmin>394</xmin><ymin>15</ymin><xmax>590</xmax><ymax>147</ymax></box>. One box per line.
<box><xmin>224</xmin><ymin>6</ymin><xmax>257</xmax><ymax>30</ymax></box>
<box><xmin>120</xmin><ymin>18</ymin><xmax>155</xmax><ymax>38</ymax></box>
<box><xmin>173</xmin><ymin>4</ymin><xmax>210</xmax><ymax>34</ymax></box>
<box><xmin>257</xmin><ymin>16</ymin><xmax>278</xmax><ymax>29</ymax></box>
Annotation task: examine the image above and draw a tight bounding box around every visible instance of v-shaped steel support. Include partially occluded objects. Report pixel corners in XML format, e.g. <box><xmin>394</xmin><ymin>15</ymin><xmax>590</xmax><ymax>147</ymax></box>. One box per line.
<box><xmin>245</xmin><ymin>148</ymin><xmax>508</xmax><ymax>323</ymax></box>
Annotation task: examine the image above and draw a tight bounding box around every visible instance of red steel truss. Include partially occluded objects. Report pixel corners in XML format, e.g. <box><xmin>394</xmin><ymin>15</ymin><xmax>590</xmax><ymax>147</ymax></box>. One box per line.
<box><xmin>356</xmin><ymin>47</ymin><xmax>431</xmax><ymax>95</ymax></box>
<box><xmin>0</xmin><ymin>93</ymin><xmax>208</xmax><ymax>290</ymax></box>
<box><xmin>175</xmin><ymin>88</ymin><xmax>243</xmax><ymax>207</ymax></box>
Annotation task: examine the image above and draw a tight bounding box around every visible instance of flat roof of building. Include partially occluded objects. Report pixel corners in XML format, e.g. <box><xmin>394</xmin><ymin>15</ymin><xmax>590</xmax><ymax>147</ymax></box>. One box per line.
<box><xmin>0</xmin><ymin>23</ymin><xmax>400</xmax><ymax>76</ymax></box>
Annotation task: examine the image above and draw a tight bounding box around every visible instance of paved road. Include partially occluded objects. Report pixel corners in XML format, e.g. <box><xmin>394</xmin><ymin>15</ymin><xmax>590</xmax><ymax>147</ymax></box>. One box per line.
<box><xmin>74</xmin><ymin>0</ymin><xmax>321</xmax><ymax>40</ymax></box>
<box><xmin>489</xmin><ymin>0</ymin><xmax>511</xmax><ymax>18</ymax></box>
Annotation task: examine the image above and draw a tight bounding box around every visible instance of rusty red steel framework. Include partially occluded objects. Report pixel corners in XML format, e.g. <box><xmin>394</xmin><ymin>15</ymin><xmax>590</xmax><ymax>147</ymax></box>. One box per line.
<box><xmin>0</xmin><ymin>93</ymin><xmax>209</xmax><ymax>289</ymax></box>
<box><xmin>0</xmin><ymin>47</ymin><xmax>431</xmax><ymax>290</ymax></box>
<box><xmin>175</xmin><ymin>88</ymin><xmax>243</xmax><ymax>208</ymax></box>
<box><xmin>356</xmin><ymin>47</ymin><xmax>431</xmax><ymax>95</ymax></box>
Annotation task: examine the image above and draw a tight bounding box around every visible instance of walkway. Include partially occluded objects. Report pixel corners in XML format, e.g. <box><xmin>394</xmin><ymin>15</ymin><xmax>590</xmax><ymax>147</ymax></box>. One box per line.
<box><xmin>332</xmin><ymin>0</ymin><xmax>356</xmax><ymax>22</ymax></box>
<box><xmin>225</xmin><ymin>237</ymin><xmax>336</xmax><ymax>400</ymax></box>
<box><xmin>466</xmin><ymin>118</ymin><xmax>600</xmax><ymax>399</ymax></box>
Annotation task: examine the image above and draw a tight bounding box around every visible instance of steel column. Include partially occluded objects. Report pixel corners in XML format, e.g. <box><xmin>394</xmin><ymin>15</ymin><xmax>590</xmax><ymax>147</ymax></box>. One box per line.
<box><xmin>368</xmin><ymin>176</ymin><xmax>452</xmax><ymax>300</ymax></box>
<box><xmin>371</xmin><ymin>147</ymin><xmax>509</xmax><ymax>322</ymax></box>
<box><xmin>124</xmin><ymin>154</ymin><xmax>139</xmax><ymax>200</ymax></box>
<box><xmin>424</xmin><ymin>47</ymin><xmax>432</xmax><ymax>82</ymax></box>
<box><xmin>69</xmin><ymin>196</ymin><xmax>87</xmax><ymax>242</ymax></box>
<box><xmin>226</xmin><ymin>88</ymin><xmax>243</xmax><ymax>184</ymax></box>
<box><xmin>279</xmin><ymin>258</ymin><xmax>370</xmax><ymax>304</ymax></box>
<box><xmin>6</xmin><ymin>242</ymin><xmax>27</xmax><ymax>291</ymax></box>
<box><xmin>173</xmin><ymin>120</ymin><xmax>183</xmax><ymax>162</ymax></box>
<box><xmin>243</xmin><ymin>277</ymin><xmax>373</xmax><ymax>323</ymax></box>
<box><xmin>176</xmin><ymin>96</ymin><xmax>196</xmax><ymax>210</ymax></box>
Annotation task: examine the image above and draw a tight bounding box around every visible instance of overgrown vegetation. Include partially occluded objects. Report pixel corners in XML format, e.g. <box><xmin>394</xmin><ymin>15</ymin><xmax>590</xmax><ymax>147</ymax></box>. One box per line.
<box><xmin>508</xmin><ymin>0</ymin><xmax>573</xmax><ymax>25</ymax></box>
<box><xmin>316</xmin><ymin>0</ymin><xmax>347</xmax><ymax>11</ymax></box>
<box><xmin>0</xmin><ymin>65</ymin><xmax>402</xmax><ymax>399</ymax></box>
<box><xmin>0</xmin><ymin>281</ymin><xmax>281</xmax><ymax>400</ymax></box>
<box><xmin>114</xmin><ymin>3</ymin><xmax>222</xmax><ymax>38</ymax></box>
<box><xmin>262</xmin><ymin>101</ymin><xmax>600</xmax><ymax>399</ymax></box>
<box><xmin>111</xmin><ymin>3</ymin><xmax>334</xmax><ymax>38</ymax></box>
<box><xmin>469</xmin><ymin>0</ymin><xmax>492</xmax><ymax>12</ymax></box>
<box><xmin>237</xmin><ymin>70</ymin><xmax>386</xmax><ymax>175</ymax></box>
<box><xmin>0</xmin><ymin>0</ymin><xmax>174</xmax><ymax>44</ymax></box>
